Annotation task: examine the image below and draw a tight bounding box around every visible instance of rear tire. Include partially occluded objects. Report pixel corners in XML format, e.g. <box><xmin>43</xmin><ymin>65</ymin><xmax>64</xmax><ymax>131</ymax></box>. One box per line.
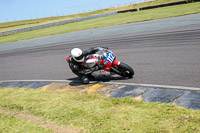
<box><xmin>116</xmin><ymin>62</ymin><xmax>134</xmax><ymax>78</ymax></box>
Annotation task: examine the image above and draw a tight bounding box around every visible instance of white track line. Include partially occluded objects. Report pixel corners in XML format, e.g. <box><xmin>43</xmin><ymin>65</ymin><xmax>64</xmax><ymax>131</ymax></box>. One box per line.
<box><xmin>104</xmin><ymin>82</ymin><xmax>200</xmax><ymax>91</ymax></box>
<box><xmin>0</xmin><ymin>80</ymin><xmax>200</xmax><ymax>91</ymax></box>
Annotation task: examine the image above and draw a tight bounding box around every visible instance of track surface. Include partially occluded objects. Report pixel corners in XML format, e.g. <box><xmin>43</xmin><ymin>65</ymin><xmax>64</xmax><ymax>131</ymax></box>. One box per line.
<box><xmin>0</xmin><ymin>14</ymin><xmax>200</xmax><ymax>88</ymax></box>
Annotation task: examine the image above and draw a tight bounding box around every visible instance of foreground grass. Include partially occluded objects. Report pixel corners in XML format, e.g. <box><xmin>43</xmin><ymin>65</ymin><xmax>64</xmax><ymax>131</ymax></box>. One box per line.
<box><xmin>0</xmin><ymin>87</ymin><xmax>200</xmax><ymax>133</ymax></box>
<box><xmin>0</xmin><ymin>0</ymin><xmax>184</xmax><ymax>32</ymax></box>
<box><xmin>0</xmin><ymin>113</ymin><xmax>52</xmax><ymax>133</ymax></box>
<box><xmin>0</xmin><ymin>2</ymin><xmax>200</xmax><ymax>44</ymax></box>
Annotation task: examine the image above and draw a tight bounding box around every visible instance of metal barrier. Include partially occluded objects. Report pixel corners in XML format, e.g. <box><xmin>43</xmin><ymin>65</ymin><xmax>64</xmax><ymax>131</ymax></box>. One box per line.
<box><xmin>118</xmin><ymin>0</ymin><xmax>200</xmax><ymax>13</ymax></box>
<box><xmin>0</xmin><ymin>12</ymin><xmax>118</xmax><ymax>36</ymax></box>
<box><xmin>0</xmin><ymin>0</ymin><xmax>199</xmax><ymax>36</ymax></box>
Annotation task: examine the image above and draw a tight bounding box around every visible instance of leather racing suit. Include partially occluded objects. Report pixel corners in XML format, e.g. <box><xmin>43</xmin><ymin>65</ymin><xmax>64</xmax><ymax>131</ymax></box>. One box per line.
<box><xmin>66</xmin><ymin>47</ymin><xmax>107</xmax><ymax>83</ymax></box>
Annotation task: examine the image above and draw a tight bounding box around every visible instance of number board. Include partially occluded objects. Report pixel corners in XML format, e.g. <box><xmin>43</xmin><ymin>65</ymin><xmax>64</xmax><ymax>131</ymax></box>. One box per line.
<box><xmin>105</xmin><ymin>51</ymin><xmax>115</xmax><ymax>63</ymax></box>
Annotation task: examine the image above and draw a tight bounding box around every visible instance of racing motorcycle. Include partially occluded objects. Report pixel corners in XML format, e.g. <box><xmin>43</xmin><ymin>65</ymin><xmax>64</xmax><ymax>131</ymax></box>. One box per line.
<box><xmin>83</xmin><ymin>49</ymin><xmax>134</xmax><ymax>78</ymax></box>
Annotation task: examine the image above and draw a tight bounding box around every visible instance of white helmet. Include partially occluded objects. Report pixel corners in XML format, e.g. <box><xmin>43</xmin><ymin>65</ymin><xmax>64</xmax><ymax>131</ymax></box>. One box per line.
<box><xmin>71</xmin><ymin>48</ymin><xmax>84</xmax><ymax>62</ymax></box>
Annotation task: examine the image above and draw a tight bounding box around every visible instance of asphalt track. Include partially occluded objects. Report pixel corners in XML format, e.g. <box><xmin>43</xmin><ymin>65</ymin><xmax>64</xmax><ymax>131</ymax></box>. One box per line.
<box><xmin>0</xmin><ymin>14</ymin><xmax>200</xmax><ymax>88</ymax></box>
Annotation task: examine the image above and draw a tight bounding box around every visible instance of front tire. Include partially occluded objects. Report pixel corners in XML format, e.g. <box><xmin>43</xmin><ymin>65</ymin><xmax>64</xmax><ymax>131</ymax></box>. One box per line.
<box><xmin>115</xmin><ymin>62</ymin><xmax>134</xmax><ymax>78</ymax></box>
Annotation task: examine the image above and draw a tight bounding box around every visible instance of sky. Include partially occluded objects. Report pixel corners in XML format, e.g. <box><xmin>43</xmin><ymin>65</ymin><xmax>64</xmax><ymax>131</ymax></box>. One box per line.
<box><xmin>0</xmin><ymin>0</ymin><xmax>148</xmax><ymax>23</ymax></box>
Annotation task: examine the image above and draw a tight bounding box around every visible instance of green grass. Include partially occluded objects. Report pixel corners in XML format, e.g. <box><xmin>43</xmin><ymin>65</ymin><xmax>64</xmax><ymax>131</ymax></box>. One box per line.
<box><xmin>0</xmin><ymin>87</ymin><xmax>200</xmax><ymax>133</ymax></box>
<box><xmin>0</xmin><ymin>2</ymin><xmax>200</xmax><ymax>44</ymax></box>
<box><xmin>0</xmin><ymin>113</ymin><xmax>52</xmax><ymax>133</ymax></box>
<box><xmin>0</xmin><ymin>0</ymin><xmax>184</xmax><ymax>32</ymax></box>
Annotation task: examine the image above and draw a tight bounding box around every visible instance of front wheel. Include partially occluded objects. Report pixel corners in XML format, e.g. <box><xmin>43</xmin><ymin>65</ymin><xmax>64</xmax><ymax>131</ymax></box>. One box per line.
<box><xmin>113</xmin><ymin>62</ymin><xmax>134</xmax><ymax>78</ymax></box>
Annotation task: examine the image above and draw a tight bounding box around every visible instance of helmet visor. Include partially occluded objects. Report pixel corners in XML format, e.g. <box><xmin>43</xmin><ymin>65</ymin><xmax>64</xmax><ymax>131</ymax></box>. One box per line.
<box><xmin>75</xmin><ymin>54</ymin><xmax>84</xmax><ymax>61</ymax></box>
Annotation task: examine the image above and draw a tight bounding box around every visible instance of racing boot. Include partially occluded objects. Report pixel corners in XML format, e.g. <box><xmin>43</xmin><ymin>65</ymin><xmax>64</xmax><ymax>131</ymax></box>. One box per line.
<box><xmin>81</xmin><ymin>75</ymin><xmax>89</xmax><ymax>84</ymax></box>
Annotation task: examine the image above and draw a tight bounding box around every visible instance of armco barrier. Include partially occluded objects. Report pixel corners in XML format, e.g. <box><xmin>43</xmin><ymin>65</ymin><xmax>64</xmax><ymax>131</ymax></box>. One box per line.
<box><xmin>0</xmin><ymin>0</ymin><xmax>199</xmax><ymax>36</ymax></box>
<box><xmin>118</xmin><ymin>0</ymin><xmax>200</xmax><ymax>13</ymax></box>
<box><xmin>0</xmin><ymin>12</ymin><xmax>118</xmax><ymax>36</ymax></box>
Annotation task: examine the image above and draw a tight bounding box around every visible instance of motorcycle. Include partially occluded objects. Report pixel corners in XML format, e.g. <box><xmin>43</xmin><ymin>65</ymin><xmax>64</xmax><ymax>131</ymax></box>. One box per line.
<box><xmin>81</xmin><ymin>49</ymin><xmax>134</xmax><ymax>78</ymax></box>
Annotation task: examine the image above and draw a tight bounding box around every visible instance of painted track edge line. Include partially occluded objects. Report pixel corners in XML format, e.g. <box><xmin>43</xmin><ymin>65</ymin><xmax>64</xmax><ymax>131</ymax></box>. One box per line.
<box><xmin>0</xmin><ymin>80</ymin><xmax>199</xmax><ymax>91</ymax></box>
<box><xmin>102</xmin><ymin>82</ymin><xmax>200</xmax><ymax>91</ymax></box>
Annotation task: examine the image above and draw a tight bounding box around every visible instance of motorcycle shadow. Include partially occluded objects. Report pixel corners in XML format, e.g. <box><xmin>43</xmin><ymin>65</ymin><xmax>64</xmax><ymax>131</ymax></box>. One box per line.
<box><xmin>67</xmin><ymin>75</ymin><xmax>129</xmax><ymax>86</ymax></box>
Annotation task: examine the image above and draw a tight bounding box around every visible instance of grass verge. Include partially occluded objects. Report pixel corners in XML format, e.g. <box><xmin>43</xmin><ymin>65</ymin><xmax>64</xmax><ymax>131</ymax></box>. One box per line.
<box><xmin>0</xmin><ymin>2</ymin><xmax>200</xmax><ymax>44</ymax></box>
<box><xmin>0</xmin><ymin>87</ymin><xmax>200</xmax><ymax>133</ymax></box>
<box><xmin>0</xmin><ymin>113</ymin><xmax>52</xmax><ymax>133</ymax></box>
<box><xmin>0</xmin><ymin>0</ymin><xmax>184</xmax><ymax>32</ymax></box>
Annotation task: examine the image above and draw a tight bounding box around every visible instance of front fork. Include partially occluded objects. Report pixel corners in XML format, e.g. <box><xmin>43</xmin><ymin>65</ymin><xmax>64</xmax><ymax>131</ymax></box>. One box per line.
<box><xmin>110</xmin><ymin>60</ymin><xmax>121</xmax><ymax>75</ymax></box>
<box><xmin>110</xmin><ymin>66</ymin><xmax>122</xmax><ymax>75</ymax></box>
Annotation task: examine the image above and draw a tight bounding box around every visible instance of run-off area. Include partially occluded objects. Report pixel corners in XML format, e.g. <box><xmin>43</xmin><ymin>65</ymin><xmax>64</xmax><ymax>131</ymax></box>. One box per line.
<box><xmin>0</xmin><ymin>81</ymin><xmax>200</xmax><ymax>110</ymax></box>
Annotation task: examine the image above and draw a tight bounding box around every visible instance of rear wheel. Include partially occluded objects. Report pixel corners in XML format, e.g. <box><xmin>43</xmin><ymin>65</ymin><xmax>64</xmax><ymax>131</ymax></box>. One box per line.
<box><xmin>114</xmin><ymin>62</ymin><xmax>134</xmax><ymax>78</ymax></box>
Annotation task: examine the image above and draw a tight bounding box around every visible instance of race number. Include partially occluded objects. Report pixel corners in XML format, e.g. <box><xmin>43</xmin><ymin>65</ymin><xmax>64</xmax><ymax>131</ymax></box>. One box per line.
<box><xmin>105</xmin><ymin>51</ymin><xmax>115</xmax><ymax>63</ymax></box>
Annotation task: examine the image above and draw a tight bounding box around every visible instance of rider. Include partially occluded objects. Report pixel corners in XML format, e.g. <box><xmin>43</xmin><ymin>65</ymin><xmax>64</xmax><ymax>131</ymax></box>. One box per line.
<box><xmin>66</xmin><ymin>47</ymin><xmax>107</xmax><ymax>84</ymax></box>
